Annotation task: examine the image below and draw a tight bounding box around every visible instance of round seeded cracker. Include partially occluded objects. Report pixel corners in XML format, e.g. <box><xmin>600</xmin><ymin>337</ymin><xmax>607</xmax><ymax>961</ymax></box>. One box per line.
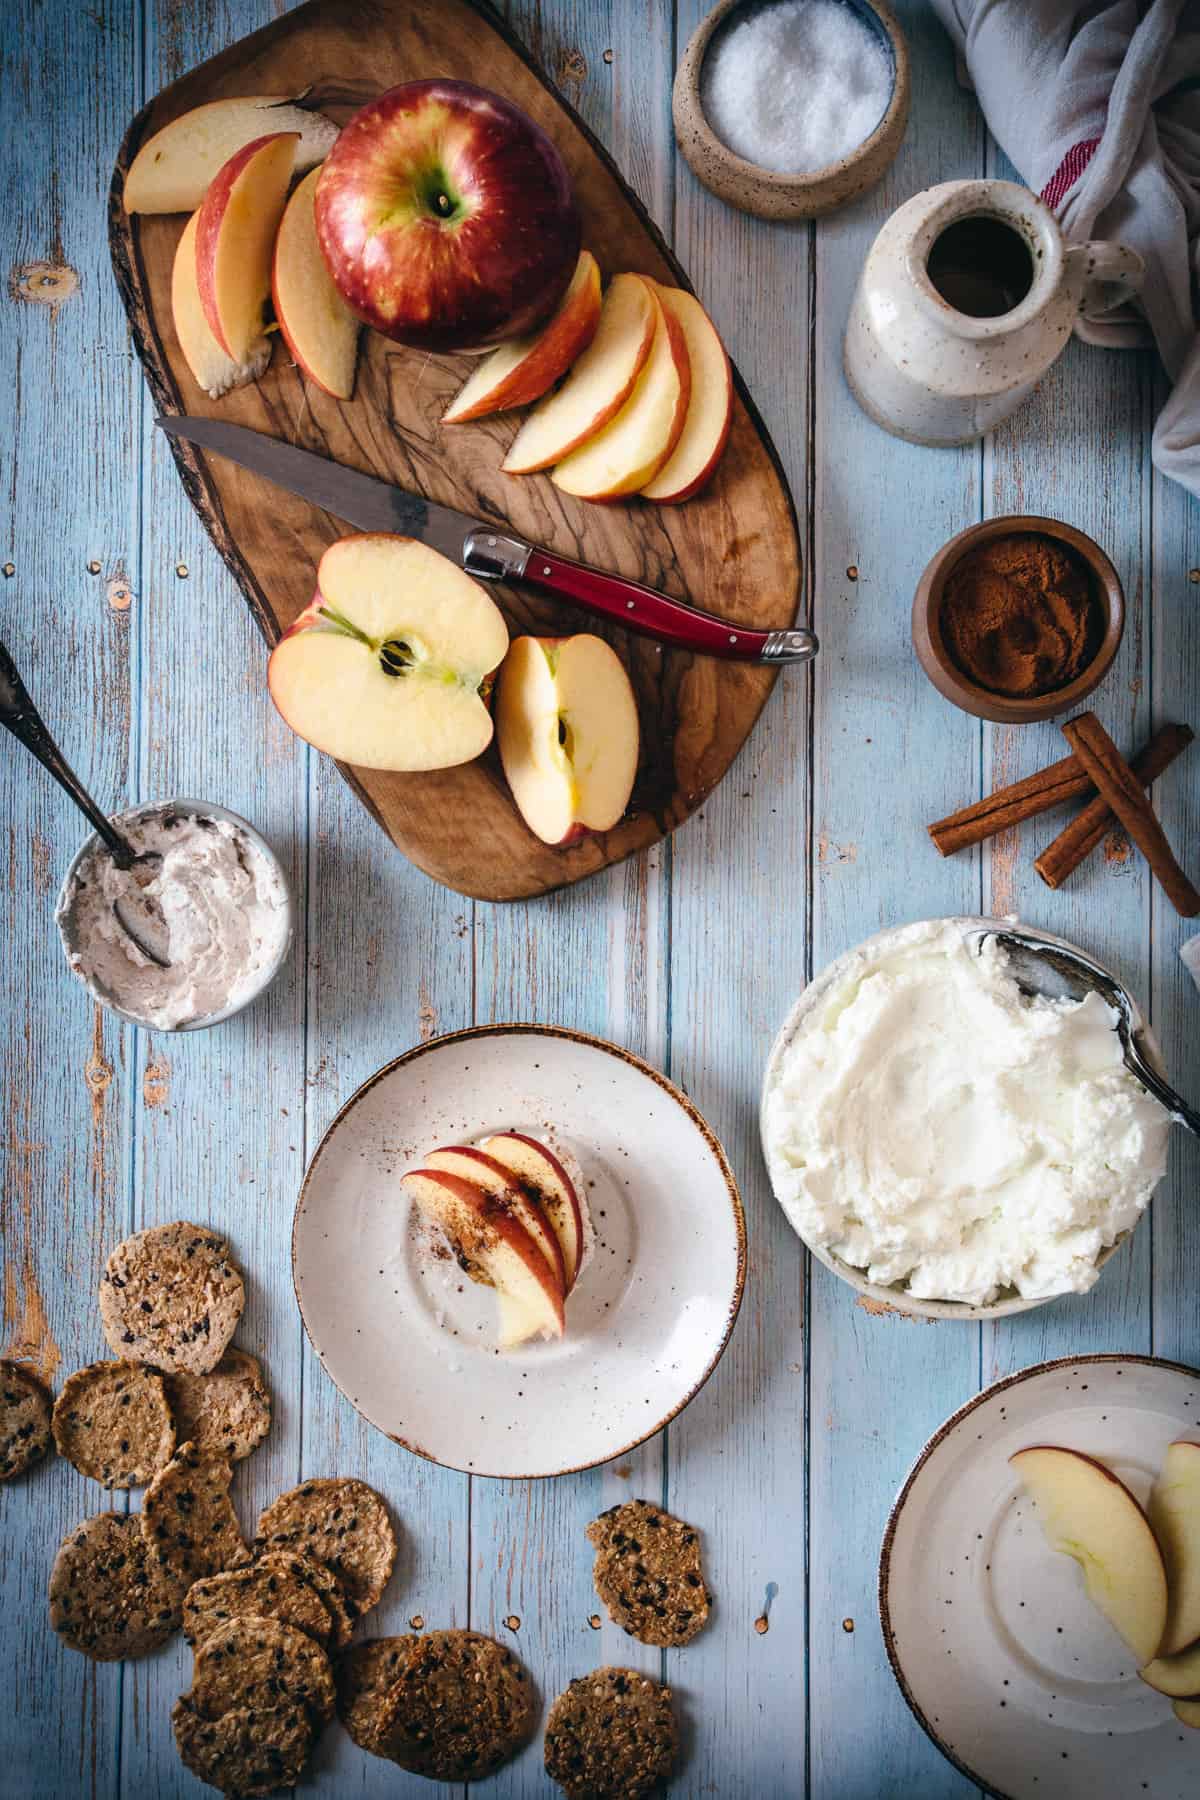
<box><xmin>142</xmin><ymin>1440</ymin><xmax>249</xmax><ymax>1598</ymax></box>
<box><xmin>183</xmin><ymin>1554</ymin><xmax>334</xmax><ymax>1649</ymax></box>
<box><xmin>172</xmin><ymin>1696</ymin><xmax>313</xmax><ymax>1797</ymax></box>
<box><xmin>49</xmin><ymin>1511</ymin><xmax>180</xmax><ymax>1660</ymax></box>
<box><xmin>100</xmin><ymin>1221</ymin><xmax>244</xmax><ymax>1375</ymax></box>
<box><xmin>0</xmin><ymin>1359</ymin><xmax>52</xmax><ymax>1481</ymax></box>
<box><xmin>278</xmin><ymin>1549</ymin><xmax>354</xmax><ymax>1650</ymax></box>
<box><xmin>586</xmin><ymin>1498</ymin><xmax>712</xmax><ymax>1647</ymax></box>
<box><xmin>335</xmin><ymin>1636</ymin><xmax>421</xmax><ymax>1753</ymax></box>
<box><xmin>255</xmin><ymin>1477</ymin><xmax>396</xmax><ymax>1620</ymax></box>
<box><xmin>544</xmin><ymin>1666</ymin><xmax>679</xmax><ymax>1800</ymax></box>
<box><xmin>52</xmin><ymin>1360</ymin><xmax>175</xmax><ymax>1489</ymax></box>
<box><xmin>374</xmin><ymin>1629</ymin><xmax>535</xmax><ymax>1781</ymax></box>
<box><xmin>164</xmin><ymin>1350</ymin><xmax>271</xmax><ymax>1462</ymax></box>
<box><xmin>188</xmin><ymin>1613</ymin><xmax>336</xmax><ymax>1726</ymax></box>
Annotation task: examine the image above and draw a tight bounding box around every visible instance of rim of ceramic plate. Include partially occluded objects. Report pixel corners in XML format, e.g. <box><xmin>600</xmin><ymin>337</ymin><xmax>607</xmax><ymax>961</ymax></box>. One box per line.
<box><xmin>292</xmin><ymin>1022</ymin><xmax>748</xmax><ymax>1478</ymax></box>
<box><xmin>877</xmin><ymin>1351</ymin><xmax>1200</xmax><ymax>1799</ymax></box>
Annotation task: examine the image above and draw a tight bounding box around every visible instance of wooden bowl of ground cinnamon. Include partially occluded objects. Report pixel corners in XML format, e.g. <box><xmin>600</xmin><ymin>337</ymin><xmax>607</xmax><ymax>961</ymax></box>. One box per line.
<box><xmin>912</xmin><ymin>515</ymin><xmax>1124</xmax><ymax>724</ymax></box>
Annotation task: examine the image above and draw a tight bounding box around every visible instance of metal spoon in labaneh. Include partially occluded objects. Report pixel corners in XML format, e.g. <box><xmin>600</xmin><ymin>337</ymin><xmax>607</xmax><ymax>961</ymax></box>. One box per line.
<box><xmin>976</xmin><ymin>926</ymin><xmax>1200</xmax><ymax>1139</ymax></box>
<box><xmin>0</xmin><ymin>639</ymin><xmax>170</xmax><ymax>968</ymax></box>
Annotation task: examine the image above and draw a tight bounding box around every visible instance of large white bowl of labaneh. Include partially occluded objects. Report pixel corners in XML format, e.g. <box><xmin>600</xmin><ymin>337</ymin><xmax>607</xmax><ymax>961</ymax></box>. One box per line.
<box><xmin>760</xmin><ymin>917</ymin><xmax>1171</xmax><ymax>1320</ymax></box>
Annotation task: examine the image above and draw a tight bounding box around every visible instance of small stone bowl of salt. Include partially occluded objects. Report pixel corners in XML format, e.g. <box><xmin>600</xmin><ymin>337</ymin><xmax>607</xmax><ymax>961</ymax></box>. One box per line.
<box><xmin>674</xmin><ymin>0</ymin><xmax>909</xmax><ymax>220</ymax></box>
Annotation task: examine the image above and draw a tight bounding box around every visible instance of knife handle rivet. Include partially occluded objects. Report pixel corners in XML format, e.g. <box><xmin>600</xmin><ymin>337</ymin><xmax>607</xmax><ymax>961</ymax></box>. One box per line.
<box><xmin>488</xmin><ymin>536</ymin><xmax>497</xmax><ymax>547</ymax></box>
<box><xmin>626</xmin><ymin>600</ymin><xmax>635</xmax><ymax>610</ymax></box>
<box><xmin>729</xmin><ymin>634</ymin><xmax>738</xmax><ymax>644</ymax></box>
<box><xmin>542</xmin><ymin>565</ymin><xmax>551</xmax><ymax>576</ymax></box>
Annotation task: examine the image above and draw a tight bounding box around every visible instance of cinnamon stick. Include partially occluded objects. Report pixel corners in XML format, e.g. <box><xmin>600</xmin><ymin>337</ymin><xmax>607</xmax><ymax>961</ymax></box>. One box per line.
<box><xmin>1060</xmin><ymin>714</ymin><xmax>1200</xmax><ymax>916</ymax></box>
<box><xmin>1035</xmin><ymin>722</ymin><xmax>1193</xmax><ymax>889</ymax></box>
<box><xmin>929</xmin><ymin>752</ymin><xmax>1093</xmax><ymax>856</ymax></box>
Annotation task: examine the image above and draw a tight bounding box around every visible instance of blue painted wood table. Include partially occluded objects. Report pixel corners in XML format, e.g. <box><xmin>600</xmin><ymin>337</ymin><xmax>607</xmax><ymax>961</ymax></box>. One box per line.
<box><xmin>2</xmin><ymin>2</ymin><xmax>1198</xmax><ymax>1795</ymax></box>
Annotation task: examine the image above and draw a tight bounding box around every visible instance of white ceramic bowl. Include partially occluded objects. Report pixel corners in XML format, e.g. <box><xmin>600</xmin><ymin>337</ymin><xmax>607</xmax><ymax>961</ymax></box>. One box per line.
<box><xmin>760</xmin><ymin>916</ymin><xmax>1165</xmax><ymax>1321</ymax></box>
<box><xmin>880</xmin><ymin>1353</ymin><xmax>1200</xmax><ymax>1797</ymax></box>
<box><xmin>55</xmin><ymin>797</ymin><xmax>293</xmax><ymax>1032</ymax></box>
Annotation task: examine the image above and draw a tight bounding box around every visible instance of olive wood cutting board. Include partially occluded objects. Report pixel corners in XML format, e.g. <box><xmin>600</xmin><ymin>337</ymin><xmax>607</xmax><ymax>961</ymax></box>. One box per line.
<box><xmin>108</xmin><ymin>0</ymin><xmax>803</xmax><ymax>902</ymax></box>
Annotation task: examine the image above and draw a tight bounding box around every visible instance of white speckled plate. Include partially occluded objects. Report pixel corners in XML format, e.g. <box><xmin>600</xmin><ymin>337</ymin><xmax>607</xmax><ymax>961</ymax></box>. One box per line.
<box><xmin>880</xmin><ymin>1355</ymin><xmax>1200</xmax><ymax>1799</ymax></box>
<box><xmin>292</xmin><ymin>1025</ymin><xmax>745</xmax><ymax>1478</ymax></box>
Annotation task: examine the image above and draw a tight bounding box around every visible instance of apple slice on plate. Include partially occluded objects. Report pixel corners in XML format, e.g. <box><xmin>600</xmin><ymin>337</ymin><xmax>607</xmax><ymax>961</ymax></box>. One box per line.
<box><xmin>195</xmin><ymin>132</ymin><xmax>298</xmax><ymax>363</ymax></box>
<box><xmin>496</xmin><ymin>634</ymin><xmax>639</xmax><ymax>845</ymax></box>
<box><xmin>272</xmin><ymin>165</ymin><xmax>361</xmax><ymax>400</ymax></box>
<box><xmin>1140</xmin><ymin>1639</ymin><xmax>1200</xmax><ymax>1698</ymax></box>
<box><xmin>551</xmin><ymin>285</ymin><xmax>691</xmax><ymax>501</ymax></box>
<box><xmin>1176</xmin><ymin>1698</ymin><xmax>1200</xmax><ymax>1727</ymax></box>
<box><xmin>124</xmin><ymin>96</ymin><xmax>337</xmax><ymax>214</ymax></box>
<box><xmin>443</xmin><ymin>250</ymin><xmax>602</xmax><ymax>423</ymax></box>
<box><xmin>1010</xmin><ymin>1445</ymin><xmax>1169</xmax><ymax>1666</ymax></box>
<box><xmin>502</xmin><ymin>272</ymin><xmax>655</xmax><ymax>474</ymax></box>
<box><xmin>172</xmin><ymin>212</ymin><xmax>271</xmax><ymax>399</ymax></box>
<box><xmin>267</xmin><ymin>534</ymin><xmax>508</xmax><ymax>771</ymax></box>
<box><xmin>481</xmin><ymin>1132</ymin><xmax>585</xmax><ymax>1294</ymax></box>
<box><xmin>640</xmin><ymin>285</ymin><xmax>732</xmax><ymax>503</ymax></box>
<box><xmin>400</xmin><ymin>1168</ymin><xmax>564</xmax><ymax>1348</ymax></box>
<box><xmin>422</xmin><ymin>1147</ymin><xmax>566</xmax><ymax>1297</ymax></box>
<box><xmin>1149</xmin><ymin>1440</ymin><xmax>1200</xmax><ymax>1656</ymax></box>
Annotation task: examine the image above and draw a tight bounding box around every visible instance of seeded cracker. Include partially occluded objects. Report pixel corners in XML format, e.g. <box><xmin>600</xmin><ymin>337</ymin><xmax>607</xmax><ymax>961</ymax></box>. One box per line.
<box><xmin>278</xmin><ymin>1548</ymin><xmax>355</xmax><ymax>1651</ymax></box>
<box><xmin>335</xmin><ymin>1635</ymin><xmax>420</xmax><ymax>1754</ymax></box>
<box><xmin>544</xmin><ymin>1666</ymin><xmax>679</xmax><ymax>1800</ymax></box>
<box><xmin>164</xmin><ymin>1350</ymin><xmax>271</xmax><ymax>1462</ymax></box>
<box><xmin>586</xmin><ymin>1498</ymin><xmax>712</xmax><ymax>1647</ymax></box>
<box><xmin>142</xmin><ymin>1440</ymin><xmax>250</xmax><ymax>1598</ymax></box>
<box><xmin>99</xmin><ymin>1221</ymin><xmax>244</xmax><ymax>1375</ymax></box>
<box><xmin>188</xmin><ymin>1613</ymin><xmax>336</xmax><ymax>1726</ymax></box>
<box><xmin>255</xmin><ymin>1477</ymin><xmax>396</xmax><ymax>1620</ymax></box>
<box><xmin>0</xmin><ymin>1359</ymin><xmax>52</xmax><ymax>1481</ymax></box>
<box><xmin>51</xmin><ymin>1360</ymin><xmax>175</xmax><ymax>1489</ymax></box>
<box><xmin>172</xmin><ymin>1696</ymin><xmax>313</xmax><ymax>1798</ymax></box>
<box><xmin>49</xmin><ymin>1511</ymin><xmax>180</xmax><ymax>1660</ymax></box>
<box><xmin>375</xmin><ymin>1629</ymin><xmax>535</xmax><ymax>1781</ymax></box>
<box><xmin>183</xmin><ymin>1554</ymin><xmax>335</xmax><ymax>1649</ymax></box>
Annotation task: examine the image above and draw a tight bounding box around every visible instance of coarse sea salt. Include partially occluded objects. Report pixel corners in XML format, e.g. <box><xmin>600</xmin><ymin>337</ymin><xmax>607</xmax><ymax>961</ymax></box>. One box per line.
<box><xmin>701</xmin><ymin>0</ymin><xmax>892</xmax><ymax>175</ymax></box>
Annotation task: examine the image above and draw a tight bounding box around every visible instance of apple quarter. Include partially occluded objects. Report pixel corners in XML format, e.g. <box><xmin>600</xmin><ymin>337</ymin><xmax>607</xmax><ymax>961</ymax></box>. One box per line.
<box><xmin>292</xmin><ymin>1025</ymin><xmax>745</xmax><ymax>1478</ymax></box>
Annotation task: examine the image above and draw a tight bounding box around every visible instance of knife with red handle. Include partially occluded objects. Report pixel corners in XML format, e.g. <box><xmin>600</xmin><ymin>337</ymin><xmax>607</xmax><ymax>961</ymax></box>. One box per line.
<box><xmin>157</xmin><ymin>416</ymin><xmax>817</xmax><ymax>666</ymax></box>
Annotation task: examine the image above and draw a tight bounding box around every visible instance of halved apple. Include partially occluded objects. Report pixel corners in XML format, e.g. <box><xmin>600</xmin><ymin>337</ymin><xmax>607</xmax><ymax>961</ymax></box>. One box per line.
<box><xmin>1140</xmin><ymin>1640</ymin><xmax>1200</xmax><ymax>1698</ymax></box>
<box><xmin>502</xmin><ymin>272</ymin><xmax>655</xmax><ymax>474</ymax></box>
<box><xmin>481</xmin><ymin>1132</ymin><xmax>585</xmax><ymax>1294</ymax></box>
<box><xmin>1175</xmin><ymin>1698</ymin><xmax>1200</xmax><ymax>1727</ymax></box>
<box><xmin>640</xmin><ymin>285</ymin><xmax>732</xmax><ymax>503</ymax></box>
<box><xmin>124</xmin><ymin>97</ymin><xmax>337</xmax><ymax>214</ymax></box>
<box><xmin>1010</xmin><ymin>1446</ymin><xmax>1169</xmax><ymax>1666</ymax></box>
<box><xmin>495</xmin><ymin>634</ymin><xmax>639</xmax><ymax>845</ymax></box>
<box><xmin>1150</xmin><ymin>1441</ymin><xmax>1200</xmax><ymax>1656</ymax></box>
<box><xmin>444</xmin><ymin>251</ymin><xmax>602</xmax><ymax>423</ymax></box>
<box><xmin>551</xmin><ymin>286</ymin><xmax>690</xmax><ymax>500</ymax></box>
<box><xmin>422</xmin><ymin>1147</ymin><xmax>566</xmax><ymax>1297</ymax></box>
<box><xmin>400</xmin><ymin>1168</ymin><xmax>565</xmax><ymax>1347</ymax></box>
<box><xmin>272</xmin><ymin>165</ymin><xmax>361</xmax><ymax>400</ymax></box>
<box><xmin>267</xmin><ymin>534</ymin><xmax>508</xmax><ymax>772</ymax></box>
<box><xmin>196</xmin><ymin>132</ymin><xmax>298</xmax><ymax>363</ymax></box>
<box><xmin>172</xmin><ymin>212</ymin><xmax>271</xmax><ymax>399</ymax></box>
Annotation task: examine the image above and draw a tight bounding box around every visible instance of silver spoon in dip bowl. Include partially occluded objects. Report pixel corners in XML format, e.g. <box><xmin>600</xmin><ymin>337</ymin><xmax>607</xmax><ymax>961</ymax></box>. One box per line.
<box><xmin>0</xmin><ymin>639</ymin><xmax>170</xmax><ymax>967</ymax></box>
<box><xmin>976</xmin><ymin>926</ymin><xmax>1200</xmax><ymax>1139</ymax></box>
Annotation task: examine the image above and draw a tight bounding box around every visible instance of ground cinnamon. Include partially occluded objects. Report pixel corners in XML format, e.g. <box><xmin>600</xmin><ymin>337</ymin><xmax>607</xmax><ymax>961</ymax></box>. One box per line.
<box><xmin>940</xmin><ymin>532</ymin><xmax>1101</xmax><ymax>698</ymax></box>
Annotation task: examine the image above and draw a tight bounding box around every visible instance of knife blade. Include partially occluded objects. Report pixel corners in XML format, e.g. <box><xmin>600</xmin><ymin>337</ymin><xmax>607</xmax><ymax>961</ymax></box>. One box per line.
<box><xmin>156</xmin><ymin>415</ymin><xmax>817</xmax><ymax>666</ymax></box>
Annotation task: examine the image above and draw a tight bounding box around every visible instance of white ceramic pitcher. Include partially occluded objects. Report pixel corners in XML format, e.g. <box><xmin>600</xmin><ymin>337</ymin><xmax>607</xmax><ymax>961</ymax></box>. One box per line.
<box><xmin>843</xmin><ymin>179</ymin><xmax>1143</xmax><ymax>447</ymax></box>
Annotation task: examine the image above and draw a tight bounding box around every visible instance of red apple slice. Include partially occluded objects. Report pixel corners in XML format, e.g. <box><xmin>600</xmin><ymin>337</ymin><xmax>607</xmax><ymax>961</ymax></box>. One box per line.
<box><xmin>551</xmin><ymin>286</ymin><xmax>691</xmax><ymax>501</ymax></box>
<box><xmin>1140</xmin><ymin>1639</ymin><xmax>1200</xmax><ymax>1698</ymax></box>
<box><xmin>267</xmin><ymin>534</ymin><xmax>509</xmax><ymax>772</ymax></box>
<box><xmin>124</xmin><ymin>97</ymin><xmax>337</xmax><ymax>214</ymax></box>
<box><xmin>195</xmin><ymin>132</ymin><xmax>298</xmax><ymax>363</ymax></box>
<box><xmin>640</xmin><ymin>285</ymin><xmax>732</xmax><ymax>503</ymax></box>
<box><xmin>172</xmin><ymin>212</ymin><xmax>271</xmax><ymax>399</ymax></box>
<box><xmin>400</xmin><ymin>1168</ymin><xmax>565</xmax><ymax>1346</ymax></box>
<box><xmin>1176</xmin><ymin>1698</ymin><xmax>1200</xmax><ymax>1727</ymax></box>
<box><xmin>495</xmin><ymin>634</ymin><xmax>639</xmax><ymax>845</ymax></box>
<box><xmin>272</xmin><ymin>165</ymin><xmax>361</xmax><ymax>400</ymax></box>
<box><xmin>502</xmin><ymin>273</ymin><xmax>656</xmax><ymax>474</ymax></box>
<box><xmin>1149</xmin><ymin>1440</ymin><xmax>1200</xmax><ymax>1655</ymax></box>
<box><xmin>481</xmin><ymin>1132</ymin><xmax>585</xmax><ymax>1294</ymax></box>
<box><xmin>422</xmin><ymin>1147</ymin><xmax>565</xmax><ymax>1296</ymax></box>
<box><xmin>443</xmin><ymin>251</ymin><xmax>602</xmax><ymax>423</ymax></box>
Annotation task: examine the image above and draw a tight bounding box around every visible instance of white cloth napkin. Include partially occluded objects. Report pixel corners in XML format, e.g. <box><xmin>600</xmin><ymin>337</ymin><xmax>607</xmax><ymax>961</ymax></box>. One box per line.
<box><xmin>931</xmin><ymin>0</ymin><xmax>1200</xmax><ymax>501</ymax></box>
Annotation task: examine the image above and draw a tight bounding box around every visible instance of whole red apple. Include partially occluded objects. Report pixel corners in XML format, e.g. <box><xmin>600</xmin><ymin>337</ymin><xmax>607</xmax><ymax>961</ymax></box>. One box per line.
<box><xmin>315</xmin><ymin>80</ymin><xmax>580</xmax><ymax>352</ymax></box>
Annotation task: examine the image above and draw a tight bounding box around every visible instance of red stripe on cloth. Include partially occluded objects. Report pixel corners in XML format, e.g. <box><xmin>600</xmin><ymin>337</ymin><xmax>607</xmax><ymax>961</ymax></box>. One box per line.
<box><xmin>1040</xmin><ymin>137</ymin><xmax>1102</xmax><ymax>211</ymax></box>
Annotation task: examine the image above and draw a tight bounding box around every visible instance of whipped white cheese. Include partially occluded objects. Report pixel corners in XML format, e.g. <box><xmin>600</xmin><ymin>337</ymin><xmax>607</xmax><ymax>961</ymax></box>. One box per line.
<box><xmin>57</xmin><ymin>806</ymin><xmax>289</xmax><ymax>1030</ymax></box>
<box><xmin>763</xmin><ymin>920</ymin><xmax>1170</xmax><ymax>1306</ymax></box>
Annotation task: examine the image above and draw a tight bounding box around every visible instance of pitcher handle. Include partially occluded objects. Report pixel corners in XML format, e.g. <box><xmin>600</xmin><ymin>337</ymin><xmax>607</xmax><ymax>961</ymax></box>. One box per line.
<box><xmin>1069</xmin><ymin>241</ymin><xmax>1144</xmax><ymax>321</ymax></box>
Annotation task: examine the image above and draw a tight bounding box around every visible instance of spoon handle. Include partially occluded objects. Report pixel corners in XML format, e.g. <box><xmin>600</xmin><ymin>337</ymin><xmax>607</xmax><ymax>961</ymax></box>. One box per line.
<box><xmin>1127</xmin><ymin>1032</ymin><xmax>1200</xmax><ymax>1140</ymax></box>
<box><xmin>0</xmin><ymin>639</ymin><xmax>133</xmax><ymax>869</ymax></box>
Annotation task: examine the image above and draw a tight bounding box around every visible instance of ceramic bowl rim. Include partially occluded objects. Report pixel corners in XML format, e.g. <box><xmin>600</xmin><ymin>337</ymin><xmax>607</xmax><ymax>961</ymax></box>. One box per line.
<box><xmin>55</xmin><ymin>796</ymin><xmax>294</xmax><ymax>1033</ymax></box>
<box><xmin>291</xmin><ymin>1021</ymin><xmax>748</xmax><ymax>1478</ymax></box>
<box><xmin>759</xmin><ymin>914</ymin><xmax>1164</xmax><ymax>1321</ymax></box>
<box><xmin>877</xmin><ymin>1350</ymin><xmax>1200</xmax><ymax>1798</ymax></box>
